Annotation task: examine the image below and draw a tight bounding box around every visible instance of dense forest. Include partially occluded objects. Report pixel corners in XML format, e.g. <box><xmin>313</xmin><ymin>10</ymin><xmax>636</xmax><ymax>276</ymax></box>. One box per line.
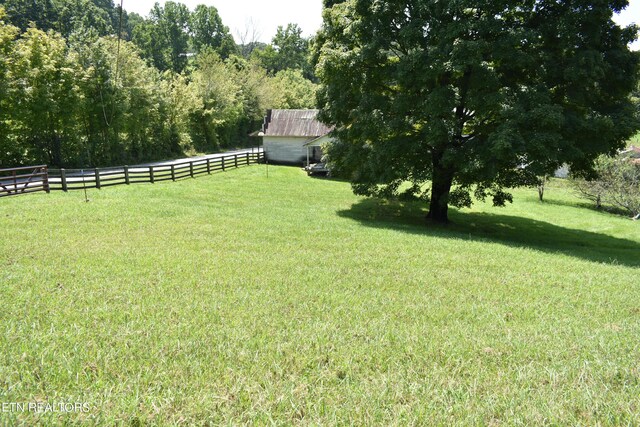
<box><xmin>0</xmin><ymin>0</ymin><xmax>318</xmax><ymax>168</ymax></box>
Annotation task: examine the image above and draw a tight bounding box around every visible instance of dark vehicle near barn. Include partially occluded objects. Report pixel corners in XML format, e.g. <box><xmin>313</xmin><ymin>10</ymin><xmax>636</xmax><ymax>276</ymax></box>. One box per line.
<box><xmin>304</xmin><ymin>162</ymin><xmax>330</xmax><ymax>176</ymax></box>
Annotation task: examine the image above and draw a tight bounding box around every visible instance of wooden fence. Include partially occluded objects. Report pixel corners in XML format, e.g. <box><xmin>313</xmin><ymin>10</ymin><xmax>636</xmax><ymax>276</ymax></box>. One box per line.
<box><xmin>0</xmin><ymin>165</ymin><xmax>49</xmax><ymax>198</ymax></box>
<box><xmin>48</xmin><ymin>151</ymin><xmax>264</xmax><ymax>192</ymax></box>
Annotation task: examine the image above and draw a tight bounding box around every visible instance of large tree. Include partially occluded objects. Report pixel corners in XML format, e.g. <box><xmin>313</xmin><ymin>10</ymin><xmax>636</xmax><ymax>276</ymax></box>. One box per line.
<box><xmin>317</xmin><ymin>0</ymin><xmax>640</xmax><ymax>222</ymax></box>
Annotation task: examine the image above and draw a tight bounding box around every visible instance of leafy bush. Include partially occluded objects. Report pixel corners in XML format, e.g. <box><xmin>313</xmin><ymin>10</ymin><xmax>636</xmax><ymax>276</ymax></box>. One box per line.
<box><xmin>573</xmin><ymin>155</ymin><xmax>640</xmax><ymax>219</ymax></box>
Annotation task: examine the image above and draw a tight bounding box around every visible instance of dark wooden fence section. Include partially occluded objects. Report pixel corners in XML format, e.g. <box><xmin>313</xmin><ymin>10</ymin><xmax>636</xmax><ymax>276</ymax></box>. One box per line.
<box><xmin>0</xmin><ymin>165</ymin><xmax>49</xmax><ymax>198</ymax></box>
<box><xmin>48</xmin><ymin>151</ymin><xmax>264</xmax><ymax>192</ymax></box>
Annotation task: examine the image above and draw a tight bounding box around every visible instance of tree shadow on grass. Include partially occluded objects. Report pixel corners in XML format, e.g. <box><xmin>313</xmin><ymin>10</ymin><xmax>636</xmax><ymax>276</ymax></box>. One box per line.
<box><xmin>337</xmin><ymin>198</ymin><xmax>640</xmax><ymax>268</ymax></box>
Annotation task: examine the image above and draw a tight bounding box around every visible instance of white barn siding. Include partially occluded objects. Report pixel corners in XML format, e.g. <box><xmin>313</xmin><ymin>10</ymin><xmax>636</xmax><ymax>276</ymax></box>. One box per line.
<box><xmin>264</xmin><ymin>136</ymin><xmax>309</xmax><ymax>164</ymax></box>
<box><xmin>306</xmin><ymin>134</ymin><xmax>333</xmax><ymax>147</ymax></box>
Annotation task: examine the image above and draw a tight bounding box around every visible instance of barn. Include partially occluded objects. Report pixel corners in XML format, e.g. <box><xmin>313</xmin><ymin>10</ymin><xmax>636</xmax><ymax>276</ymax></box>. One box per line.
<box><xmin>260</xmin><ymin>109</ymin><xmax>333</xmax><ymax>165</ymax></box>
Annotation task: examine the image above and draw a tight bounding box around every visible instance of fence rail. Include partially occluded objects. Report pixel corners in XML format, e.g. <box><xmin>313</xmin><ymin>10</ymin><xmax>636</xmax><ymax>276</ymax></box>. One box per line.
<box><xmin>0</xmin><ymin>165</ymin><xmax>49</xmax><ymax>198</ymax></box>
<box><xmin>48</xmin><ymin>151</ymin><xmax>264</xmax><ymax>192</ymax></box>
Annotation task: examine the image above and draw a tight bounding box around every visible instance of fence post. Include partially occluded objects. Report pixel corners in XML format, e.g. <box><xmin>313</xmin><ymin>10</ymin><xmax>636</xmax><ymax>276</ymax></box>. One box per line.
<box><xmin>124</xmin><ymin>166</ymin><xmax>130</xmax><ymax>185</ymax></box>
<box><xmin>190</xmin><ymin>161</ymin><xmax>194</xmax><ymax>178</ymax></box>
<box><xmin>94</xmin><ymin>168</ymin><xmax>101</xmax><ymax>189</ymax></box>
<box><xmin>206</xmin><ymin>158</ymin><xmax>211</xmax><ymax>174</ymax></box>
<box><xmin>246</xmin><ymin>152</ymin><xmax>250</xmax><ymax>165</ymax></box>
<box><xmin>42</xmin><ymin>166</ymin><xmax>50</xmax><ymax>194</ymax></box>
<box><xmin>234</xmin><ymin>154</ymin><xmax>238</xmax><ymax>168</ymax></box>
<box><xmin>60</xmin><ymin>169</ymin><xmax>67</xmax><ymax>192</ymax></box>
<box><xmin>150</xmin><ymin>166</ymin><xmax>155</xmax><ymax>184</ymax></box>
<box><xmin>171</xmin><ymin>164</ymin><xmax>176</xmax><ymax>181</ymax></box>
<box><xmin>12</xmin><ymin>170</ymin><xmax>17</xmax><ymax>194</ymax></box>
<box><xmin>222</xmin><ymin>156</ymin><xmax>225</xmax><ymax>171</ymax></box>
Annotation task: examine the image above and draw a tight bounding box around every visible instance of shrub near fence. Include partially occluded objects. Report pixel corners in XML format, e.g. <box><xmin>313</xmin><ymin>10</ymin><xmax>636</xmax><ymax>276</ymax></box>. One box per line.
<box><xmin>48</xmin><ymin>151</ymin><xmax>264</xmax><ymax>192</ymax></box>
<box><xmin>0</xmin><ymin>165</ymin><xmax>50</xmax><ymax>198</ymax></box>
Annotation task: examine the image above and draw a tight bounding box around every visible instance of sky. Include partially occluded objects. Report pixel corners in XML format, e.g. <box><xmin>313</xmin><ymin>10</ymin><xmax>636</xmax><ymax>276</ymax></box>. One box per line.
<box><xmin>122</xmin><ymin>0</ymin><xmax>639</xmax><ymax>48</ymax></box>
<box><xmin>122</xmin><ymin>0</ymin><xmax>324</xmax><ymax>43</ymax></box>
<box><xmin>613</xmin><ymin>0</ymin><xmax>640</xmax><ymax>50</ymax></box>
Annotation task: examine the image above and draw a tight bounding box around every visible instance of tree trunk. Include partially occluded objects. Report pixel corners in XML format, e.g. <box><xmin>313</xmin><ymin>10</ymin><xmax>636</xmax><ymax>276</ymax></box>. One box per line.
<box><xmin>50</xmin><ymin>132</ymin><xmax>63</xmax><ymax>168</ymax></box>
<box><xmin>537</xmin><ymin>175</ymin><xmax>548</xmax><ymax>202</ymax></box>
<box><xmin>427</xmin><ymin>160</ymin><xmax>454</xmax><ymax>223</ymax></box>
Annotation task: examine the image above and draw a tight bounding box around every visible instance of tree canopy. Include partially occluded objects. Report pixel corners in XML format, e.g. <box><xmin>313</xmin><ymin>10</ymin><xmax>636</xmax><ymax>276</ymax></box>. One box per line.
<box><xmin>251</xmin><ymin>23</ymin><xmax>314</xmax><ymax>79</ymax></box>
<box><xmin>190</xmin><ymin>4</ymin><xmax>235</xmax><ymax>58</ymax></box>
<box><xmin>317</xmin><ymin>0</ymin><xmax>640</xmax><ymax>222</ymax></box>
<box><xmin>0</xmin><ymin>0</ymin><xmax>119</xmax><ymax>36</ymax></box>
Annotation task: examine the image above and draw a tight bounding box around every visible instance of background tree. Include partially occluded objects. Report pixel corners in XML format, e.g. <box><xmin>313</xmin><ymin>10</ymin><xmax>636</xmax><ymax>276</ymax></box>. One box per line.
<box><xmin>253</xmin><ymin>23</ymin><xmax>313</xmax><ymax>78</ymax></box>
<box><xmin>120</xmin><ymin>10</ymin><xmax>144</xmax><ymax>41</ymax></box>
<box><xmin>131</xmin><ymin>19</ymin><xmax>162</xmax><ymax>68</ymax></box>
<box><xmin>228</xmin><ymin>55</ymin><xmax>275</xmax><ymax>141</ymax></box>
<box><xmin>11</xmin><ymin>27</ymin><xmax>80</xmax><ymax>167</ymax></box>
<box><xmin>0</xmin><ymin>0</ymin><xmax>117</xmax><ymax>37</ymax></box>
<box><xmin>189</xmin><ymin>4</ymin><xmax>235</xmax><ymax>58</ymax></box>
<box><xmin>317</xmin><ymin>0</ymin><xmax>640</xmax><ymax>223</ymax></box>
<box><xmin>134</xmin><ymin>1</ymin><xmax>190</xmax><ymax>73</ymax></box>
<box><xmin>573</xmin><ymin>154</ymin><xmax>640</xmax><ymax>219</ymax></box>
<box><xmin>322</xmin><ymin>0</ymin><xmax>345</xmax><ymax>6</ymax></box>
<box><xmin>55</xmin><ymin>0</ymin><xmax>114</xmax><ymax>37</ymax></box>
<box><xmin>0</xmin><ymin>0</ymin><xmax>59</xmax><ymax>33</ymax></box>
<box><xmin>71</xmin><ymin>32</ymin><xmax>119</xmax><ymax>166</ymax></box>
<box><xmin>72</xmin><ymin>35</ymin><xmax>184</xmax><ymax>166</ymax></box>
<box><xmin>271</xmin><ymin>23</ymin><xmax>307</xmax><ymax>71</ymax></box>
<box><xmin>235</xmin><ymin>18</ymin><xmax>264</xmax><ymax>58</ymax></box>
<box><xmin>159</xmin><ymin>1</ymin><xmax>190</xmax><ymax>73</ymax></box>
<box><xmin>270</xmin><ymin>69</ymin><xmax>318</xmax><ymax>109</ymax></box>
<box><xmin>633</xmin><ymin>76</ymin><xmax>640</xmax><ymax>124</ymax></box>
<box><xmin>187</xmin><ymin>50</ymin><xmax>243</xmax><ymax>151</ymax></box>
<box><xmin>0</xmin><ymin>7</ymin><xmax>20</xmax><ymax>167</ymax></box>
<box><xmin>250</xmin><ymin>44</ymin><xmax>278</xmax><ymax>73</ymax></box>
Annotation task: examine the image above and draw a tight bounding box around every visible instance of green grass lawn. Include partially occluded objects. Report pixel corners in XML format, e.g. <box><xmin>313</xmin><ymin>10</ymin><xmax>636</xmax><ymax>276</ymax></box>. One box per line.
<box><xmin>1</xmin><ymin>166</ymin><xmax>639</xmax><ymax>425</ymax></box>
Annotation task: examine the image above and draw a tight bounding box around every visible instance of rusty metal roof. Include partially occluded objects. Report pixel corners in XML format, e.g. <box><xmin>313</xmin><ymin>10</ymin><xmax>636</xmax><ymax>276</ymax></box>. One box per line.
<box><xmin>263</xmin><ymin>109</ymin><xmax>332</xmax><ymax>137</ymax></box>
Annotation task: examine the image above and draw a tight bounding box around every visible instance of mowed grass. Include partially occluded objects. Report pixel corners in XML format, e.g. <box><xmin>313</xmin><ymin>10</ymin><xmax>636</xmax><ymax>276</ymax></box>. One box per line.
<box><xmin>1</xmin><ymin>166</ymin><xmax>639</xmax><ymax>425</ymax></box>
